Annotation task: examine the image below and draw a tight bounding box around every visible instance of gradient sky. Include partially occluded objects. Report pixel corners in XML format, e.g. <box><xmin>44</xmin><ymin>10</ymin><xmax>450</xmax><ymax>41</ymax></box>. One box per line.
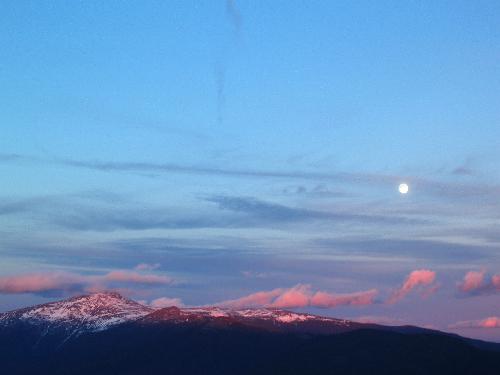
<box><xmin>1</xmin><ymin>0</ymin><xmax>500</xmax><ymax>341</ymax></box>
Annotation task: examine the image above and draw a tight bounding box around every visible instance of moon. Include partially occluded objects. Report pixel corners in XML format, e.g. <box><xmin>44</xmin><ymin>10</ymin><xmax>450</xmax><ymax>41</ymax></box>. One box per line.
<box><xmin>398</xmin><ymin>183</ymin><xmax>409</xmax><ymax>194</ymax></box>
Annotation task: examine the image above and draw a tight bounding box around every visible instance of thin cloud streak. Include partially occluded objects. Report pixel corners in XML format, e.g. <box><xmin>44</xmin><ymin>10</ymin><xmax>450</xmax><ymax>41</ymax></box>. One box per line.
<box><xmin>0</xmin><ymin>193</ymin><xmax>422</xmax><ymax>231</ymax></box>
<box><xmin>450</xmin><ymin>317</ymin><xmax>500</xmax><ymax>329</ymax></box>
<box><xmin>316</xmin><ymin>238</ymin><xmax>492</xmax><ymax>261</ymax></box>
<box><xmin>149</xmin><ymin>296</ymin><xmax>184</xmax><ymax>308</ymax></box>
<box><xmin>0</xmin><ymin>270</ymin><xmax>173</xmax><ymax>296</ymax></box>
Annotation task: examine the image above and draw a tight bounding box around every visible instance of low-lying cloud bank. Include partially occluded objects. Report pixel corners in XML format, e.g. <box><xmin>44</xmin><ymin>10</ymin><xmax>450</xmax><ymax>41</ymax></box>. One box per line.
<box><xmin>216</xmin><ymin>284</ymin><xmax>378</xmax><ymax>309</ymax></box>
<box><xmin>451</xmin><ymin>317</ymin><xmax>500</xmax><ymax>329</ymax></box>
<box><xmin>148</xmin><ymin>296</ymin><xmax>185</xmax><ymax>308</ymax></box>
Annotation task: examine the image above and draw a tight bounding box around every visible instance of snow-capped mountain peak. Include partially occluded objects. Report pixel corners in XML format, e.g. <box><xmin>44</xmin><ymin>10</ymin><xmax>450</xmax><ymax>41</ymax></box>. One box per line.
<box><xmin>0</xmin><ymin>292</ymin><xmax>153</xmax><ymax>333</ymax></box>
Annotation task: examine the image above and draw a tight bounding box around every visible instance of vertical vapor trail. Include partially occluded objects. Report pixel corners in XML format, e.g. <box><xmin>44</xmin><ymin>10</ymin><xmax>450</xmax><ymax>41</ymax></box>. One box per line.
<box><xmin>225</xmin><ymin>0</ymin><xmax>242</xmax><ymax>34</ymax></box>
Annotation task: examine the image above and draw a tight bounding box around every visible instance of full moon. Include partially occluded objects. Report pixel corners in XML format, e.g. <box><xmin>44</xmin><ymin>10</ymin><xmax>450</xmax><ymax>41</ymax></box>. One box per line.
<box><xmin>398</xmin><ymin>183</ymin><xmax>409</xmax><ymax>194</ymax></box>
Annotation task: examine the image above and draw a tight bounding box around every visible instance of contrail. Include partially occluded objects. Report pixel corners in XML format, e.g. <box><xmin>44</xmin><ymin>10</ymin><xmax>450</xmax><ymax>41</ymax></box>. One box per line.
<box><xmin>225</xmin><ymin>0</ymin><xmax>242</xmax><ymax>34</ymax></box>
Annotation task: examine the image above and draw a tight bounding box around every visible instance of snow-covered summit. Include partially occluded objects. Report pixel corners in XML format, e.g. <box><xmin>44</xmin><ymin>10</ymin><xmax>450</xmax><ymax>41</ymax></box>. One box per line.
<box><xmin>141</xmin><ymin>305</ymin><xmax>357</xmax><ymax>334</ymax></box>
<box><xmin>182</xmin><ymin>306</ymin><xmax>347</xmax><ymax>323</ymax></box>
<box><xmin>0</xmin><ymin>292</ymin><xmax>153</xmax><ymax>332</ymax></box>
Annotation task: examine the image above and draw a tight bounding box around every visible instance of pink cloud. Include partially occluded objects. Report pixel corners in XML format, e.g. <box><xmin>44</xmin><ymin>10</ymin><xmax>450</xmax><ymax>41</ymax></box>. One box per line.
<box><xmin>104</xmin><ymin>271</ymin><xmax>172</xmax><ymax>284</ymax></box>
<box><xmin>0</xmin><ymin>269</ymin><xmax>173</xmax><ymax>295</ymax></box>
<box><xmin>457</xmin><ymin>270</ymin><xmax>500</xmax><ymax>295</ymax></box>
<box><xmin>311</xmin><ymin>289</ymin><xmax>378</xmax><ymax>308</ymax></box>
<box><xmin>491</xmin><ymin>274</ymin><xmax>500</xmax><ymax>289</ymax></box>
<box><xmin>270</xmin><ymin>284</ymin><xmax>311</xmax><ymax>308</ymax></box>
<box><xmin>149</xmin><ymin>296</ymin><xmax>184</xmax><ymax>308</ymax></box>
<box><xmin>218</xmin><ymin>284</ymin><xmax>378</xmax><ymax>309</ymax></box>
<box><xmin>0</xmin><ymin>272</ymin><xmax>85</xmax><ymax>294</ymax></box>
<box><xmin>451</xmin><ymin>317</ymin><xmax>500</xmax><ymax>329</ymax></box>
<box><xmin>458</xmin><ymin>270</ymin><xmax>486</xmax><ymax>292</ymax></box>
<box><xmin>218</xmin><ymin>288</ymin><xmax>284</xmax><ymax>309</ymax></box>
<box><xmin>388</xmin><ymin>269</ymin><xmax>437</xmax><ymax>304</ymax></box>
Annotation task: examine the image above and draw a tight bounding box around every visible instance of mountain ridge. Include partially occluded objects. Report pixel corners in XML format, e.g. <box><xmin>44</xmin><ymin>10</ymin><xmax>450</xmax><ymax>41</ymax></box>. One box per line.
<box><xmin>2</xmin><ymin>292</ymin><xmax>500</xmax><ymax>374</ymax></box>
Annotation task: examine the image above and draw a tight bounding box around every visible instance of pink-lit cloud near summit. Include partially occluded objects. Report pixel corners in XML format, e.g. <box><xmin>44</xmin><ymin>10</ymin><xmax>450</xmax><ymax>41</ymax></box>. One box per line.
<box><xmin>218</xmin><ymin>284</ymin><xmax>378</xmax><ymax>309</ymax></box>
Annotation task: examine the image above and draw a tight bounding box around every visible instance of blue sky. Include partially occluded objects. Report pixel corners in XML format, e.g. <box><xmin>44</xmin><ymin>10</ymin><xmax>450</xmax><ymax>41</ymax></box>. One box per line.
<box><xmin>1</xmin><ymin>1</ymin><xmax>500</xmax><ymax>340</ymax></box>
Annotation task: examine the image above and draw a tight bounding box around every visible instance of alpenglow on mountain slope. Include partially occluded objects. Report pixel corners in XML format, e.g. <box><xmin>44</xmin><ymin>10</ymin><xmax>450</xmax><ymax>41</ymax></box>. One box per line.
<box><xmin>1</xmin><ymin>292</ymin><xmax>500</xmax><ymax>374</ymax></box>
<box><xmin>0</xmin><ymin>292</ymin><xmax>366</xmax><ymax>340</ymax></box>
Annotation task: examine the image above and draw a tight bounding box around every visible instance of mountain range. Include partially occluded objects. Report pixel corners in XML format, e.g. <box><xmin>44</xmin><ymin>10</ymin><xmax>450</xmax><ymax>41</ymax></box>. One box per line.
<box><xmin>1</xmin><ymin>292</ymin><xmax>499</xmax><ymax>374</ymax></box>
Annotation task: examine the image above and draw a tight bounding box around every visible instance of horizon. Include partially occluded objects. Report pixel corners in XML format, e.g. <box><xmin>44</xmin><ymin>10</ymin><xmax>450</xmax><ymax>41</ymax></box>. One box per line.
<box><xmin>2</xmin><ymin>0</ymin><xmax>500</xmax><ymax>345</ymax></box>
<box><xmin>3</xmin><ymin>289</ymin><xmax>499</xmax><ymax>344</ymax></box>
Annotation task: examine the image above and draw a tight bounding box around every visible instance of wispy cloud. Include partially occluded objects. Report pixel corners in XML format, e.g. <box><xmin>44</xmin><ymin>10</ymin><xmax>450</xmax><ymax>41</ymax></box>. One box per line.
<box><xmin>0</xmin><ymin>269</ymin><xmax>173</xmax><ymax>296</ymax></box>
<box><xmin>351</xmin><ymin>315</ymin><xmax>408</xmax><ymax>326</ymax></box>
<box><xmin>0</xmin><ymin>153</ymin><xmax>31</xmax><ymax>162</ymax></box>
<box><xmin>450</xmin><ymin>317</ymin><xmax>500</xmax><ymax>329</ymax></box>
<box><xmin>316</xmin><ymin>238</ymin><xmax>491</xmax><ymax>261</ymax></box>
<box><xmin>148</xmin><ymin>296</ymin><xmax>184</xmax><ymax>308</ymax></box>
<box><xmin>208</xmin><ymin>195</ymin><xmax>422</xmax><ymax>226</ymax></box>
<box><xmin>0</xmin><ymin>192</ymin><xmax>422</xmax><ymax>232</ymax></box>
<box><xmin>135</xmin><ymin>263</ymin><xmax>161</xmax><ymax>271</ymax></box>
<box><xmin>387</xmin><ymin>269</ymin><xmax>438</xmax><ymax>304</ymax></box>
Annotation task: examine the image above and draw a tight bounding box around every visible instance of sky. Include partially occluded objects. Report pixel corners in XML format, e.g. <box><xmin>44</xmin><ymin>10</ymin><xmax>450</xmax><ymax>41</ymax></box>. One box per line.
<box><xmin>1</xmin><ymin>0</ymin><xmax>500</xmax><ymax>341</ymax></box>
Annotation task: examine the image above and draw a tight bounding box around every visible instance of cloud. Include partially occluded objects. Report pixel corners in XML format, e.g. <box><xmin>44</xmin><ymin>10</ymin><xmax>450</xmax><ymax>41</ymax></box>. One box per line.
<box><xmin>0</xmin><ymin>269</ymin><xmax>173</xmax><ymax>295</ymax></box>
<box><xmin>450</xmin><ymin>317</ymin><xmax>500</xmax><ymax>329</ymax></box>
<box><xmin>208</xmin><ymin>196</ymin><xmax>421</xmax><ymax>226</ymax></box>
<box><xmin>458</xmin><ymin>270</ymin><xmax>500</xmax><ymax>295</ymax></box>
<box><xmin>0</xmin><ymin>153</ymin><xmax>32</xmax><ymax>162</ymax></box>
<box><xmin>0</xmin><ymin>272</ymin><xmax>86</xmax><ymax>294</ymax></box>
<box><xmin>103</xmin><ymin>271</ymin><xmax>172</xmax><ymax>284</ymax></box>
<box><xmin>0</xmin><ymin>197</ymin><xmax>50</xmax><ymax>216</ymax></box>
<box><xmin>317</xmin><ymin>238</ymin><xmax>489</xmax><ymax>261</ymax></box>
<box><xmin>1</xmin><ymin>192</ymin><xmax>424</xmax><ymax>232</ymax></box>
<box><xmin>492</xmin><ymin>275</ymin><xmax>500</xmax><ymax>289</ymax></box>
<box><xmin>283</xmin><ymin>184</ymin><xmax>351</xmax><ymax>198</ymax></box>
<box><xmin>351</xmin><ymin>316</ymin><xmax>408</xmax><ymax>326</ymax></box>
<box><xmin>387</xmin><ymin>269</ymin><xmax>437</xmax><ymax>304</ymax></box>
<box><xmin>451</xmin><ymin>157</ymin><xmax>477</xmax><ymax>176</ymax></box>
<box><xmin>310</xmin><ymin>289</ymin><xmax>378</xmax><ymax>308</ymax></box>
<box><xmin>217</xmin><ymin>284</ymin><xmax>378</xmax><ymax>309</ymax></box>
<box><xmin>149</xmin><ymin>296</ymin><xmax>184</xmax><ymax>308</ymax></box>
<box><xmin>135</xmin><ymin>263</ymin><xmax>161</xmax><ymax>271</ymax></box>
<box><xmin>458</xmin><ymin>270</ymin><xmax>486</xmax><ymax>293</ymax></box>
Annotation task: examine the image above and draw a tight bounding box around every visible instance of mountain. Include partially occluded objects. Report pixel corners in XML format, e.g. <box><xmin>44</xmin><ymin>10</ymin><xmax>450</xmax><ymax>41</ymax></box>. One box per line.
<box><xmin>0</xmin><ymin>292</ymin><xmax>152</xmax><ymax>332</ymax></box>
<box><xmin>1</xmin><ymin>292</ymin><xmax>500</xmax><ymax>374</ymax></box>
